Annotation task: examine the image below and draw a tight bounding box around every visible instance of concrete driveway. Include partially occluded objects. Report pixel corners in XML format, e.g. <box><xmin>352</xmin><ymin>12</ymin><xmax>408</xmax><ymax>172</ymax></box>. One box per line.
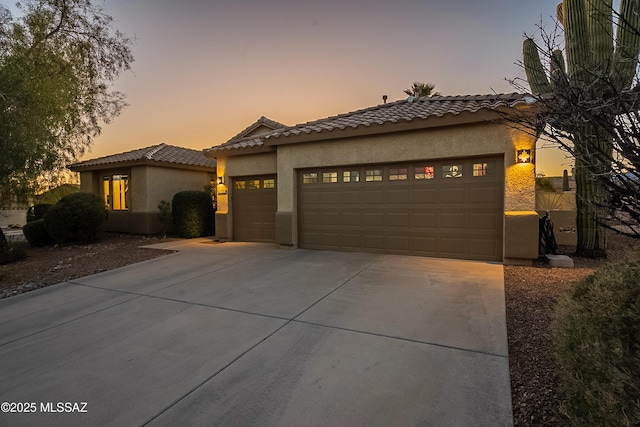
<box><xmin>0</xmin><ymin>240</ymin><xmax>512</xmax><ymax>426</ymax></box>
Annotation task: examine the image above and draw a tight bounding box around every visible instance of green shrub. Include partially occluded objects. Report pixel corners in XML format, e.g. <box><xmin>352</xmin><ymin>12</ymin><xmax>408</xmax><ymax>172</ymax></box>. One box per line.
<box><xmin>44</xmin><ymin>192</ymin><xmax>108</xmax><ymax>244</ymax></box>
<box><xmin>26</xmin><ymin>203</ymin><xmax>54</xmax><ymax>223</ymax></box>
<box><xmin>22</xmin><ymin>219</ymin><xmax>55</xmax><ymax>247</ymax></box>
<box><xmin>553</xmin><ymin>261</ymin><xmax>640</xmax><ymax>426</ymax></box>
<box><xmin>171</xmin><ymin>191</ymin><xmax>215</xmax><ymax>238</ymax></box>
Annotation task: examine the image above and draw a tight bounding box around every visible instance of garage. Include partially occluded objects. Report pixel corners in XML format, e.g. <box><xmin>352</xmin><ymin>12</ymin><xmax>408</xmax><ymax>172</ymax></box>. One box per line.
<box><xmin>298</xmin><ymin>157</ymin><xmax>504</xmax><ymax>261</ymax></box>
<box><xmin>232</xmin><ymin>175</ymin><xmax>277</xmax><ymax>243</ymax></box>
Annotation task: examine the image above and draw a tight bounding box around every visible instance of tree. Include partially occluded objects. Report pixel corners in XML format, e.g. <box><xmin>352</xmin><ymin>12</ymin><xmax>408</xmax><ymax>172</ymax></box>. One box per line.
<box><xmin>403</xmin><ymin>82</ymin><xmax>440</xmax><ymax>97</ymax></box>
<box><xmin>0</xmin><ymin>0</ymin><xmax>133</xmax><ymax>262</ymax></box>
<box><xmin>514</xmin><ymin>0</ymin><xmax>640</xmax><ymax>257</ymax></box>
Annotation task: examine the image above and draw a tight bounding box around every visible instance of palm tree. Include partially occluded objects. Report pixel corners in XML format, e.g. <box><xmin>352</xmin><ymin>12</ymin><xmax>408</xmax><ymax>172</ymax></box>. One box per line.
<box><xmin>404</xmin><ymin>82</ymin><xmax>440</xmax><ymax>97</ymax></box>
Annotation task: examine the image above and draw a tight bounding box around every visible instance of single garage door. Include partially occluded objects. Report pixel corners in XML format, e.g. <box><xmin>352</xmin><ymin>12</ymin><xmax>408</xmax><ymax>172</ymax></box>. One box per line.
<box><xmin>298</xmin><ymin>157</ymin><xmax>503</xmax><ymax>261</ymax></box>
<box><xmin>233</xmin><ymin>175</ymin><xmax>277</xmax><ymax>243</ymax></box>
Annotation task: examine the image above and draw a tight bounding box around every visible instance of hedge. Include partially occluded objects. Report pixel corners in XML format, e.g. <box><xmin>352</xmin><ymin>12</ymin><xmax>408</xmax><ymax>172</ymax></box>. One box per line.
<box><xmin>43</xmin><ymin>192</ymin><xmax>108</xmax><ymax>244</ymax></box>
<box><xmin>171</xmin><ymin>191</ymin><xmax>215</xmax><ymax>238</ymax></box>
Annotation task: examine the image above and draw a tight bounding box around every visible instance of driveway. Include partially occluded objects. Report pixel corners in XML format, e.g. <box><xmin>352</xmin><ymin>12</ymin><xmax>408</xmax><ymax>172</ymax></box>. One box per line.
<box><xmin>0</xmin><ymin>240</ymin><xmax>512</xmax><ymax>426</ymax></box>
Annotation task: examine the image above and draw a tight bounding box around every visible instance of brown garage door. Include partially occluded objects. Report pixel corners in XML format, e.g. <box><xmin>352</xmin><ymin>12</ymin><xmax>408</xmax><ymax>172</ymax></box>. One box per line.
<box><xmin>298</xmin><ymin>157</ymin><xmax>503</xmax><ymax>261</ymax></box>
<box><xmin>233</xmin><ymin>175</ymin><xmax>277</xmax><ymax>243</ymax></box>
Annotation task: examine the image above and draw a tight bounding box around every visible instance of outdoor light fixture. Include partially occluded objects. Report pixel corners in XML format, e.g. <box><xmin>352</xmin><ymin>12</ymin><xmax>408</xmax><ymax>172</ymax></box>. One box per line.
<box><xmin>217</xmin><ymin>176</ymin><xmax>224</xmax><ymax>185</ymax></box>
<box><xmin>517</xmin><ymin>149</ymin><xmax>532</xmax><ymax>164</ymax></box>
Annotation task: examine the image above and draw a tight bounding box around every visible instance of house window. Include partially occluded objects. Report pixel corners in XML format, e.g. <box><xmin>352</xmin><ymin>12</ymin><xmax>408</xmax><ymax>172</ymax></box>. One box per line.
<box><xmin>323</xmin><ymin>172</ymin><xmax>338</xmax><ymax>183</ymax></box>
<box><xmin>443</xmin><ymin>165</ymin><xmax>463</xmax><ymax>178</ymax></box>
<box><xmin>365</xmin><ymin>169</ymin><xmax>383</xmax><ymax>182</ymax></box>
<box><xmin>249</xmin><ymin>179</ymin><xmax>261</xmax><ymax>189</ymax></box>
<box><xmin>389</xmin><ymin>168</ymin><xmax>408</xmax><ymax>181</ymax></box>
<box><xmin>235</xmin><ymin>180</ymin><xmax>246</xmax><ymax>190</ymax></box>
<box><xmin>473</xmin><ymin>162</ymin><xmax>494</xmax><ymax>177</ymax></box>
<box><xmin>263</xmin><ymin>178</ymin><xmax>275</xmax><ymax>189</ymax></box>
<box><xmin>303</xmin><ymin>173</ymin><xmax>318</xmax><ymax>184</ymax></box>
<box><xmin>415</xmin><ymin>166</ymin><xmax>435</xmax><ymax>180</ymax></box>
<box><xmin>343</xmin><ymin>171</ymin><xmax>360</xmax><ymax>183</ymax></box>
<box><xmin>103</xmin><ymin>174</ymin><xmax>129</xmax><ymax>211</ymax></box>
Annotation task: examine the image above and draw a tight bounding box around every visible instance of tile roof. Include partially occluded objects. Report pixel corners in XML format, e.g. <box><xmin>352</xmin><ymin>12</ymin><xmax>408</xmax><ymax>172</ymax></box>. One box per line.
<box><xmin>207</xmin><ymin>93</ymin><xmax>529</xmax><ymax>153</ymax></box>
<box><xmin>69</xmin><ymin>143</ymin><xmax>217</xmax><ymax>170</ymax></box>
<box><xmin>226</xmin><ymin>116</ymin><xmax>287</xmax><ymax>142</ymax></box>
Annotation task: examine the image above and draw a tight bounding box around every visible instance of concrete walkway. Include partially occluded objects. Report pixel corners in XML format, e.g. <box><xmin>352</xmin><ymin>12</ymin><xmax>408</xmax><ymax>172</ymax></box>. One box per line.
<box><xmin>0</xmin><ymin>240</ymin><xmax>512</xmax><ymax>426</ymax></box>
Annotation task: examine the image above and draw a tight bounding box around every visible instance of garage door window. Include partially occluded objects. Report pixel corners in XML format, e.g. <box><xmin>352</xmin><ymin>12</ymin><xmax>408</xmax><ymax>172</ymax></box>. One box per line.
<box><xmin>303</xmin><ymin>173</ymin><xmax>318</xmax><ymax>184</ymax></box>
<box><xmin>249</xmin><ymin>179</ymin><xmax>261</xmax><ymax>189</ymax></box>
<box><xmin>473</xmin><ymin>162</ymin><xmax>494</xmax><ymax>177</ymax></box>
<box><xmin>415</xmin><ymin>166</ymin><xmax>435</xmax><ymax>180</ymax></box>
<box><xmin>235</xmin><ymin>180</ymin><xmax>246</xmax><ymax>190</ymax></box>
<box><xmin>443</xmin><ymin>165</ymin><xmax>463</xmax><ymax>178</ymax></box>
<box><xmin>323</xmin><ymin>172</ymin><xmax>338</xmax><ymax>183</ymax></box>
<box><xmin>389</xmin><ymin>168</ymin><xmax>408</xmax><ymax>181</ymax></box>
<box><xmin>365</xmin><ymin>169</ymin><xmax>383</xmax><ymax>182</ymax></box>
<box><xmin>343</xmin><ymin>171</ymin><xmax>360</xmax><ymax>183</ymax></box>
<box><xmin>264</xmin><ymin>178</ymin><xmax>275</xmax><ymax>188</ymax></box>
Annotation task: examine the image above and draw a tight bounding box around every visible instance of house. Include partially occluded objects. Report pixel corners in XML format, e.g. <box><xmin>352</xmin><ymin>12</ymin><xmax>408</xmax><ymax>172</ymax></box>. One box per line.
<box><xmin>69</xmin><ymin>143</ymin><xmax>216</xmax><ymax>234</ymax></box>
<box><xmin>205</xmin><ymin>94</ymin><xmax>539</xmax><ymax>265</ymax></box>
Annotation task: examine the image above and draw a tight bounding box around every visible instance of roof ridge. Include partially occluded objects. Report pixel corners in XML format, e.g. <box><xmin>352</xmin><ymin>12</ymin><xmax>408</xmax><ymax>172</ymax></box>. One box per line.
<box><xmin>143</xmin><ymin>142</ymin><xmax>167</xmax><ymax>160</ymax></box>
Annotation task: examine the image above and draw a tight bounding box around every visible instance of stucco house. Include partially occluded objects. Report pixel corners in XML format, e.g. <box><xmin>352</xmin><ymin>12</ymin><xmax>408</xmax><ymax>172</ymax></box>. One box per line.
<box><xmin>69</xmin><ymin>143</ymin><xmax>216</xmax><ymax>234</ymax></box>
<box><xmin>205</xmin><ymin>94</ymin><xmax>539</xmax><ymax>265</ymax></box>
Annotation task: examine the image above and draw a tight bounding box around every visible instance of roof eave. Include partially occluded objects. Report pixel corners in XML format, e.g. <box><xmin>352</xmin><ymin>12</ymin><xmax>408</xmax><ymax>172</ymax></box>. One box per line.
<box><xmin>264</xmin><ymin>109</ymin><xmax>510</xmax><ymax>147</ymax></box>
<box><xmin>68</xmin><ymin>159</ymin><xmax>216</xmax><ymax>172</ymax></box>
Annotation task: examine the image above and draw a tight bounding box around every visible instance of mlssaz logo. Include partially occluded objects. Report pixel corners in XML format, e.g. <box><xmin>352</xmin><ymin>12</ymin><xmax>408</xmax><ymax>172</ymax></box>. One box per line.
<box><xmin>40</xmin><ymin>402</ymin><xmax>88</xmax><ymax>413</ymax></box>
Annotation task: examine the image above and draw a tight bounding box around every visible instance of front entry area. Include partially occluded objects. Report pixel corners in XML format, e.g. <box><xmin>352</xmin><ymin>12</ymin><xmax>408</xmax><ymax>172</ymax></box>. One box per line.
<box><xmin>298</xmin><ymin>157</ymin><xmax>504</xmax><ymax>261</ymax></box>
<box><xmin>232</xmin><ymin>175</ymin><xmax>277</xmax><ymax>243</ymax></box>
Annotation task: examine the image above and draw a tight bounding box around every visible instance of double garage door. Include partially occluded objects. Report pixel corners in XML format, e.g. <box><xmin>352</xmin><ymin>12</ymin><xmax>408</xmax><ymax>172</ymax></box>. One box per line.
<box><xmin>298</xmin><ymin>157</ymin><xmax>504</xmax><ymax>261</ymax></box>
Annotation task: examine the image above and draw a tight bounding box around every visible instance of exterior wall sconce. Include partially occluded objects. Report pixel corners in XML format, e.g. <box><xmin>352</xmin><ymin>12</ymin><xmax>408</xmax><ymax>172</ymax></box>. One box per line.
<box><xmin>217</xmin><ymin>176</ymin><xmax>224</xmax><ymax>185</ymax></box>
<box><xmin>517</xmin><ymin>149</ymin><xmax>532</xmax><ymax>164</ymax></box>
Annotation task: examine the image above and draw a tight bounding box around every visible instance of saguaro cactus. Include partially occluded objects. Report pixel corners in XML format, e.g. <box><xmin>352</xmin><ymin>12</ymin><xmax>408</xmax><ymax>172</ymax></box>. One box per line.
<box><xmin>523</xmin><ymin>0</ymin><xmax>640</xmax><ymax>257</ymax></box>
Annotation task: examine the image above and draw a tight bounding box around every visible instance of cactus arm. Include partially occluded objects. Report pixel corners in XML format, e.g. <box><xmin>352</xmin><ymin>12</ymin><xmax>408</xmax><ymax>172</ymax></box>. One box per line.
<box><xmin>523</xmin><ymin>38</ymin><xmax>552</xmax><ymax>93</ymax></box>
<box><xmin>563</xmin><ymin>0</ymin><xmax>591</xmax><ymax>84</ymax></box>
<box><xmin>587</xmin><ymin>0</ymin><xmax>614</xmax><ymax>76</ymax></box>
<box><xmin>613</xmin><ymin>0</ymin><xmax>640</xmax><ymax>89</ymax></box>
<box><xmin>557</xmin><ymin>2</ymin><xmax>565</xmax><ymax>26</ymax></box>
<box><xmin>550</xmin><ymin>49</ymin><xmax>568</xmax><ymax>88</ymax></box>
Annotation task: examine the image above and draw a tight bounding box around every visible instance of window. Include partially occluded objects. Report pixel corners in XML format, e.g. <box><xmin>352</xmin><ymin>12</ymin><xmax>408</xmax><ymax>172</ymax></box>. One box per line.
<box><xmin>235</xmin><ymin>180</ymin><xmax>246</xmax><ymax>190</ymax></box>
<box><xmin>443</xmin><ymin>165</ymin><xmax>463</xmax><ymax>178</ymax></box>
<box><xmin>343</xmin><ymin>171</ymin><xmax>360</xmax><ymax>183</ymax></box>
<box><xmin>415</xmin><ymin>166</ymin><xmax>435</xmax><ymax>180</ymax></box>
<box><xmin>389</xmin><ymin>168</ymin><xmax>408</xmax><ymax>181</ymax></box>
<box><xmin>472</xmin><ymin>162</ymin><xmax>494</xmax><ymax>177</ymax></box>
<box><xmin>103</xmin><ymin>174</ymin><xmax>129</xmax><ymax>211</ymax></box>
<box><xmin>263</xmin><ymin>178</ymin><xmax>275</xmax><ymax>189</ymax></box>
<box><xmin>248</xmin><ymin>179</ymin><xmax>261</xmax><ymax>189</ymax></box>
<box><xmin>365</xmin><ymin>169</ymin><xmax>383</xmax><ymax>182</ymax></box>
<box><xmin>323</xmin><ymin>172</ymin><xmax>338</xmax><ymax>183</ymax></box>
<box><xmin>303</xmin><ymin>173</ymin><xmax>318</xmax><ymax>184</ymax></box>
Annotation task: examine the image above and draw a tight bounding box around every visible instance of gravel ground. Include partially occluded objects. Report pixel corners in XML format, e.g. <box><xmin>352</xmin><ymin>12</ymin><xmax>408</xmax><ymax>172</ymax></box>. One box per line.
<box><xmin>1</xmin><ymin>231</ymin><xmax>638</xmax><ymax>425</ymax></box>
<box><xmin>507</xmin><ymin>232</ymin><xmax>640</xmax><ymax>426</ymax></box>
<box><xmin>0</xmin><ymin>233</ymin><xmax>176</xmax><ymax>298</ymax></box>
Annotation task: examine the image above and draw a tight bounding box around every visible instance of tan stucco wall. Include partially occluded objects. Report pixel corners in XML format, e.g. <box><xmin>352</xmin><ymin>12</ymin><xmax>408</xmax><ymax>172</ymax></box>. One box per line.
<box><xmin>137</xmin><ymin>166</ymin><xmax>213</xmax><ymax>212</ymax></box>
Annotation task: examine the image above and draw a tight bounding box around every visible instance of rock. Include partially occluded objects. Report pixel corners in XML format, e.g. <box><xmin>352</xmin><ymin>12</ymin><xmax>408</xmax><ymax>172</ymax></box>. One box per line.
<box><xmin>544</xmin><ymin>254</ymin><xmax>574</xmax><ymax>268</ymax></box>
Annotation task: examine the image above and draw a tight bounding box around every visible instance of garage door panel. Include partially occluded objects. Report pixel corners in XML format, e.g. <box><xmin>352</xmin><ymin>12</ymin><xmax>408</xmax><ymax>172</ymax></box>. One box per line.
<box><xmin>233</xmin><ymin>175</ymin><xmax>277</xmax><ymax>243</ymax></box>
<box><xmin>387</xmin><ymin>189</ymin><xmax>410</xmax><ymax>204</ymax></box>
<box><xmin>470</xmin><ymin>213</ymin><xmax>500</xmax><ymax>230</ymax></box>
<box><xmin>299</xmin><ymin>157</ymin><xmax>503</xmax><ymax>261</ymax></box>
<box><xmin>441</xmin><ymin>213</ymin><xmax>467</xmax><ymax>229</ymax></box>
<box><xmin>364</xmin><ymin>212</ymin><xmax>384</xmax><ymax>226</ymax></box>
<box><xmin>388</xmin><ymin>212</ymin><xmax>409</xmax><ymax>227</ymax></box>
<box><xmin>363</xmin><ymin>189</ymin><xmax>384</xmax><ymax>204</ymax></box>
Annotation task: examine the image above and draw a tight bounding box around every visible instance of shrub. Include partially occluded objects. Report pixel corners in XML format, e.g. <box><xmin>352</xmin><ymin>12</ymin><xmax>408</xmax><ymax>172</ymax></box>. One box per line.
<box><xmin>26</xmin><ymin>203</ymin><xmax>54</xmax><ymax>223</ymax></box>
<box><xmin>44</xmin><ymin>192</ymin><xmax>108</xmax><ymax>244</ymax></box>
<box><xmin>22</xmin><ymin>219</ymin><xmax>55</xmax><ymax>247</ymax></box>
<box><xmin>171</xmin><ymin>191</ymin><xmax>214</xmax><ymax>238</ymax></box>
<box><xmin>553</xmin><ymin>261</ymin><xmax>640</xmax><ymax>426</ymax></box>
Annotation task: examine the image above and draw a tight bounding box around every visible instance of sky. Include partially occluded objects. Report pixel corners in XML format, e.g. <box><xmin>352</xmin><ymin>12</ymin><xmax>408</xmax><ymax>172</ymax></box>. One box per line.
<box><xmin>80</xmin><ymin>0</ymin><xmax>569</xmax><ymax>175</ymax></box>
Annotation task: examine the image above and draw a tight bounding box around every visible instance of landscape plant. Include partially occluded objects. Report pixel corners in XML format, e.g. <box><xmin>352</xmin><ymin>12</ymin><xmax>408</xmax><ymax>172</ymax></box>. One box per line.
<box><xmin>553</xmin><ymin>260</ymin><xmax>640</xmax><ymax>426</ymax></box>
<box><xmin>43</xmin><ymin>192</ymin><xmax>108</xmax><ymax>244</ymax></box>
<box><xmin>515</xmin><ymin>0</ymin><xmax>640</xmax><ymax>256</ymax></box>
<box><xmin>171</xmin><ymin>191</ymin><xmax>215</xmax><ymax>239</ymax></box>
<box><xmin>22</xmin><ymin>219</ymin><xmax>55</xmax><ymax>247</ymax></box>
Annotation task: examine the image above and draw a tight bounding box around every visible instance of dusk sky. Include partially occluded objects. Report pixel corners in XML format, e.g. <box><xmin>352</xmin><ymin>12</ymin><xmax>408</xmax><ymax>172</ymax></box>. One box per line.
<box><xmin>86</xmin><ymin>0</ymin><xmax>568</xmax><ymax>175</ymax></box>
